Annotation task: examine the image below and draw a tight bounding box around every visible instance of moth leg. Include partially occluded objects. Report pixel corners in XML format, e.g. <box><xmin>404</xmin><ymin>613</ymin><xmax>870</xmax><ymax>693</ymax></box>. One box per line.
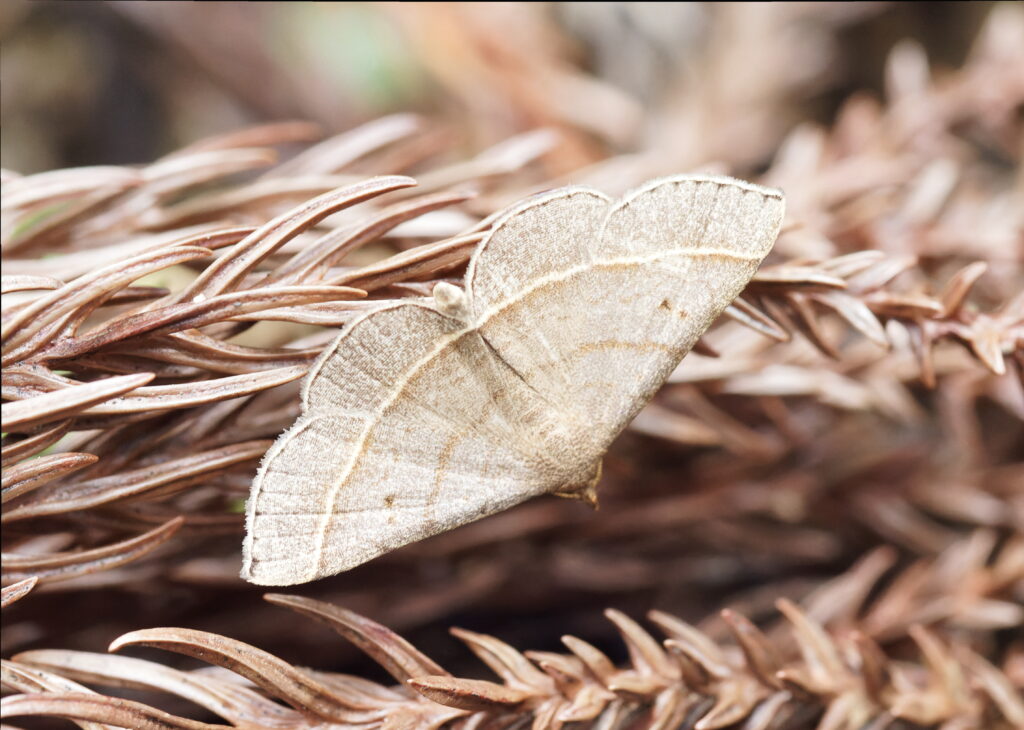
<box><xmin>552</xmin><ymin>459</ymin><xmax>602</xmax><ymax>509</ymax></box>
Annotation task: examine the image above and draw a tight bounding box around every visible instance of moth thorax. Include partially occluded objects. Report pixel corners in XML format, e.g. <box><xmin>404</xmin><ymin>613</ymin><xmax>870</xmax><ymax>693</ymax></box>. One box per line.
<box><xmin>433</xmin><ymin>282</ymin><xmax>471</xmax><ymax>322</ymax></box>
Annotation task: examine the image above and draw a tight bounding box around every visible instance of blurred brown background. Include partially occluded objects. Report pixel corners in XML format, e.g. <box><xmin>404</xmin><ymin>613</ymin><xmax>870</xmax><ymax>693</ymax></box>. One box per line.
<box><xmin>1</xmin><ymin>1</ymin><xmax>994</xmax><ymax>176</ymax></box>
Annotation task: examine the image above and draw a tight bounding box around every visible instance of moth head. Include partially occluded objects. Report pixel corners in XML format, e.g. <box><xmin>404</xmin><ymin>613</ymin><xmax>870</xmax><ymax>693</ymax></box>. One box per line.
<box><xmin>432</xmin><ymin>281</ymin><xmax>471</xmax><ymax>322</ymax></box>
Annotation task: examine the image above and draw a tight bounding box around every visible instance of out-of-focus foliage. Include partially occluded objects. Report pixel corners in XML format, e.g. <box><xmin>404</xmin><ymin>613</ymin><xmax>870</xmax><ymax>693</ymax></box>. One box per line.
<box><xmin>0</xmin><ymin>2</ymin><xmax>996</xmax><ymax>174</ymax></box>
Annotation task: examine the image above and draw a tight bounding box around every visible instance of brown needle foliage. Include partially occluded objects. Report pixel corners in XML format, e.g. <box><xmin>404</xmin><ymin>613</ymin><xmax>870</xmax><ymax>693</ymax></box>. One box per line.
<box><xmin>2</xmin><ymin>544</ymin><xmax>1023</xmax><ymax>729</ymax></box>
<box><xmin>1</xmin><ymin>118</ymin><xmax>554</xmax><ymax>587</ymax></box>
<box><xmin>1</xmin><ymin>3</ymin><xmax>1022</xmax><ymax>729</ymax></box>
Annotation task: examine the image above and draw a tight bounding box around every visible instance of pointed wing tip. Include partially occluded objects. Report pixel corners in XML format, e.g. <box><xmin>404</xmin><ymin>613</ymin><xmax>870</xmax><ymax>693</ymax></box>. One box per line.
<box><xmin>239</xmin><ymin>539</ymin><xmax>295</xmax><ymax>586</ymax></box>
<box><xmin>239</xmin><ymin>560</ymin><xmax>302</xmax><ymax>587</ymax></box>
<box><xmin>241</xmin><ymin>540</ymin><xmax>373</xmax><ymax>585</ymax></box>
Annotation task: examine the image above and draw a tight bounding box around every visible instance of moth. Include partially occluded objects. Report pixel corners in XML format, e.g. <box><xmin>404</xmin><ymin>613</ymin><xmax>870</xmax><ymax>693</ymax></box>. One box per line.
<box><xmin>243</xmin><ymin>174</ymin><xmax>784</xmax><ymax>585</ymax></box>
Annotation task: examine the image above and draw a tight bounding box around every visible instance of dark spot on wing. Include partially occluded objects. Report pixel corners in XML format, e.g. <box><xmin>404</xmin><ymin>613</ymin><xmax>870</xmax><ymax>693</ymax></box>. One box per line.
<box><xmin>659</xmin><ymin>299</ymin><xmax>688</xmax><ymax>318</ymax></box>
